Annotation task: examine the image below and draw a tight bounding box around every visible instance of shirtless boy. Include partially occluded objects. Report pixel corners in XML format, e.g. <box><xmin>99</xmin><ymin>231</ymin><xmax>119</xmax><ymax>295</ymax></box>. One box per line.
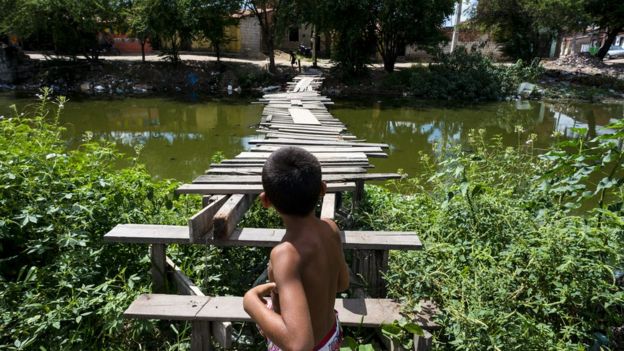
<box><xmin>243</xmin><ymin>147</ymin><xmax>350</xmax><ymax>351</ymax></box>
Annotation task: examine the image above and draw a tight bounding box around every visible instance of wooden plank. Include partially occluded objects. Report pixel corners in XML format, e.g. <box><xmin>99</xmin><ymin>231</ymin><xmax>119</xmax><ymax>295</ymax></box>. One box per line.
<box><xmin>175</xmin><ymin>182</ymin><xmax>356</xmax><ymax>195</ymax></box>
<box><xmin>235</xmin><ymin>152</ymin><xmax>368</xmax><ymax>160</ymax></box>
<box><xmin>193</xmin><ymin>173</ymin><xmax>401</xmax><ymax>184</ymax></box>
<box><xmin>205</xmin><ymin>166</ymin><xmax>368</xmax><ymax>175</ymax></box>
<box><xmin>320</xmin><ymin>194</ymin><xmax>336</xmax><ymax>220</ymax></box>
<box><xmin>104</xmin><ymin>224</ymin><xmax>423</xmax><ymax>250</ymax></box>
<box><xmin>288</xmin><ymin>108</ymin><xmax>321</xmax><ymax>125</ymax></box>
<box><xmin>127</xmin><ymin>294</ymin><xmax>438</xmax><ymax>329</ymax></box>
<box><xmin>167</xmin><ymin>257</ymin><xmax>204</xmax><ymax>296</ymax></box>
<box><xmin>218</xmin><ymin>159</ymin><xmax>372</xmax><ymax>167</ymax></box>
<box><xmin>277</xmin><ymin>128</ymin><xmax>343</xmax><ymax>136</ymax></box>
<box><xmin>266</xmin><ymin>122</ymin><xmax>342</xmax><ymax>132</ymax></box>
<box><xmin>266</xmin><ymin>114</ymin><xmax>273</xmax><ymax>122</ymax></box>
<box><xmin>211</xmin><ymin>228</ymin><xmax>423</xmax><ymax>250</ymax></box>
<box><xmin>290</xmin><ymin>99</ymin><xmax>302</xmax><ymax>106</ymax></box>
<box><xmin>188</xmin><ymin>195</ymin><xmax>229</xmax><ymax>244</ymax></box>
<box><xmin>213</xmin><ymin>194</ymin><xmax>256</xmax><ymax>239</ymax></box>
<box><xmin>251</xmin><ymin>145</ymin><xmax>383</xmax><ymax>154</ymax></box>
<box><xmin>265</xmin><ymin>131</ymin><xmax>359</xmax><ymax>140</ymax></box>
<box><xmin>124</xmin><ymin>294</ymin><xmax>210</xmax><ymax>320</ymax></box>
<box><xmin>103</xmin><ymin>223</ymin><xmax>189</xmax><ymax>244</ymax></box>
<box><xmin>249</xmin><ymin>139</ymin><xmax>389</xmax><ymax>148</ymax></box>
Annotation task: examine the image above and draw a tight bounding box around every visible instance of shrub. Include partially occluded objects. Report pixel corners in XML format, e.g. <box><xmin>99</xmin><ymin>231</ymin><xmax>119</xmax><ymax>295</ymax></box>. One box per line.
<box><xmin>0</xmin><ymin>90</ymin><xmax>202</xmax><ymax>349</ymax></box>
<box><xmin>353</xmin><ymin>127</ymin><xmax>624</xmax><ymax>350</ymax></box>
<box><xmin>407</xmin><ymin>49</ymin><xmax>544</xmax><ymax>101</ymax></box>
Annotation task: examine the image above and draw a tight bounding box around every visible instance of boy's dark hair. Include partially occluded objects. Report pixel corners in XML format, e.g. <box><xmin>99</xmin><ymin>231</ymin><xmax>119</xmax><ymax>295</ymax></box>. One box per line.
<box><xmin>262</xmin><ymin>146</ymin><xmax>322</xmax><ymax>216</ymax></box>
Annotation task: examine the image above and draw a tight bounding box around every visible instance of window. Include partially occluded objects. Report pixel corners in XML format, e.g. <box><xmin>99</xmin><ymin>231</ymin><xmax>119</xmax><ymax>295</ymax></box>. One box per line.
<box><xmin>289</xmin><ymin>27</ymin><xmax>299</xmax><ymax>42</ymax></box>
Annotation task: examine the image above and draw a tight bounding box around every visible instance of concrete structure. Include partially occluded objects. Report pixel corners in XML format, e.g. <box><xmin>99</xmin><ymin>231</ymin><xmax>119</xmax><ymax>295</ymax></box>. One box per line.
<box><xmin>405</xmin><ymin>27</ymin><xmax>502</xmax><ymax>60</ymax></box>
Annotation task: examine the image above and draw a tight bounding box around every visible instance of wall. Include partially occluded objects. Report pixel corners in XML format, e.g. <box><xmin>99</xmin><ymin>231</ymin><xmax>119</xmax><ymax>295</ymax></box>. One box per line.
<box><xmin>239</xmin><ymin>16</ymin><xmax>263</xmax><ymax>58</ymax></box>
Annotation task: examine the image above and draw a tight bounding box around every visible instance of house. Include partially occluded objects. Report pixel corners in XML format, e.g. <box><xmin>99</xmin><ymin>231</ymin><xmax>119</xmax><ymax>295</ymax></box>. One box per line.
<box><xmin>561</xmin><ymin>27</ymin><xmax>624</xmax><ymax>55</ymax></box>
<box><xmin>191</xmin><ymin>10</ymin><xmax>327</xmax><ymax>58</ymax></box>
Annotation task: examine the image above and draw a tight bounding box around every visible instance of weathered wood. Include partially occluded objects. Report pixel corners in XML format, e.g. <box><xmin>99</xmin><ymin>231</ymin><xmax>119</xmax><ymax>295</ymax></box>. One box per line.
<box><xmin>175</xmin><ymin>182</ymin><xmax>356</xmax><ymax>195</ymax></box>
<box><xmin>251</xmin><ymin>145</ymin><xmax>384</xmax><ymax>154</ymax></box>
<box><xmin>167</xmin><ymin>257</ymin><xmax>204</xmax><ymax>296</ymax></box>
<box><xmin>353</xmin><ymin>180</ymin><xmax>365</xmax><ymax>209</ymax></box>
<box><xmin>351</xmin><ymin>249</ymin><xmax>389</xmax><ymax>298</ymax></box>
<box><xmin>205</xmin><ymin>166</ymin><xmax>368</xmax><ymax>175</ymax></box>
<box><xmin>265</xmin><ymin>114</ymin><xmax>273</xmax><ymax>122</ymax></box>
<box><xmin>414</xmin><ymin>330</ymin><xmax>433</xmax><ymax>351</ymax></box>
<box><xmin>104</xmin><ymin>224</ymin><xmax>189</xmax><ymax>244</ymax></box>
<box><xmin>125</xmin><ymin>294</ymin><xmax>211</xmax><ymax>320</ymax></box>
<box><xmin>126</xmin><ymin>294</ymin><xmax>438</xmax><ymax>329</ymax></box>
<box><xmin>248</xmin><ymin>139</ymin><xmax>389</xmax><ymax>148</ymax></box>
<box><xmin>150</xmin><ymin>244</ymin><xmax>166</xmax><ymax>293</ymax></box>
<box><xmin>188</xmin><ymin>195</ymin><xmax>229</xmax><ymax>244</ymax></box>
<box><xmin>104</xmin><ymin>224</ymin><xmax>423</xmax><ymax>250</ymax></box>
<box><xmin>235</xmin><ymin>152</ymin><xmax>368</xmax><ymax>160</ymax></box>
<box><xmin>213</xmin><ymin>194</ymin><xmax>256</xmax><ymax>239</ymax></box>
<box><xmin>193</xmin><ymin>173</ymin><xmax>401</xmax><ymax>184</ymax></box>
<box><xmin>166</xmin><ymin>257</ymin><xmax>233</xmax><ymax>348</ymax></box>
<box><xmin>191</xmin><ymin>321</ymin><xmax>212</xmax><ymax>351</ymax></box>
<box><xmin>265</xmin><ymin>131</ymin><xmax>359</xmax><ymax>140</ymax></box>
<box><xmin>264</xmin><ymin>122</ymin><xmax>342</xmax><ymax>132</ymax></box>
<box><xmin>320</xmin><ymin>194</ymin><xmax>336</xmax><ymax>220</ymax></box>
<box><xmin>288</xmin><ymin>108</ymin><xmax>321</xmax><ymax>125</ymax></box>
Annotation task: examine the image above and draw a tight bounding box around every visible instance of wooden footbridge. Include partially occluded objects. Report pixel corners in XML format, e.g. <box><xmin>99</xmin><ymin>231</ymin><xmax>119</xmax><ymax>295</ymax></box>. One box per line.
<box><xmin>104</xmin><ymin>74</ymin><xmax>437</xmax><ymax>350</ymax></box>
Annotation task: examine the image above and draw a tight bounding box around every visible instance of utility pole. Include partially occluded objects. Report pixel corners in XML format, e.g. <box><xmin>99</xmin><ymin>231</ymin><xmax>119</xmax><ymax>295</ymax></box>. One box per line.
<box><xmin>450</xmin><ymin>0</ymin><xmax>462</xmax><ymax>52</ymax></box>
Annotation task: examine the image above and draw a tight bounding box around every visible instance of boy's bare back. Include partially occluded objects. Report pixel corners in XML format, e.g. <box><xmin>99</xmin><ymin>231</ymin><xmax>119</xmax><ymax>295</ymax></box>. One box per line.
<box><xmin>269</xmin><ymin>218</ymin><xmax>349</xmax><ymax>343</ymax></box>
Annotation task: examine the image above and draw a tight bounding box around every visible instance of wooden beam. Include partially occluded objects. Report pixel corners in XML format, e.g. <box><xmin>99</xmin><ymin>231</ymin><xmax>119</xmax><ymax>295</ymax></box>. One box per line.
<box><xmin>250</xmin><ymin>145</ymin><xmax>384</xmax><ymax>154</ymax></box>
<box><xmin>289</xmin><ymin>108</ymin><xmax>321</xmax><ymax>125</ymax></box>
<box><xmin>104</xmin><ymin>224</ymin><xmax>423</xmax><ymax>250</ymax></box>
<box><xmin>150</xmin><ymin>244</ymin><xmax>166</xmax><ymax>293</ymax></box>
<box><xmin>192</xmin><ymin>173</ymin><xmax>401</xmax><ymax>184</ymax></box>
<box><xmin>125</xmin><ymin>294</ymin><xmax>439</xmax><ymax>329</ymax></box>
<box><xmin>205</xmin><ymin>166</ymin><xmax>368</xmax><ymax>175</ymax></box>
<box><xmin>213</xmin><ymin>194</ymin><xmax>256</xmax><ymax>239</ymax></box>
<box><xmin>320</xmin><ymin>194</ymin><xmax>336</xmax><ymax>220</ymax></box>
<box><xmin>175</xmin><ymin>182</ymin><xmax>356</xmax><ymax>195</ymax></box>
<box><xmin>188</xmin><ymin>195</ymin><xmax>229</xmax><ymax>244</ymax></box>
<box><xmin>248</xmin><ymin>139</ymin><xmax>389</xmax><ymax>148</ymax></box>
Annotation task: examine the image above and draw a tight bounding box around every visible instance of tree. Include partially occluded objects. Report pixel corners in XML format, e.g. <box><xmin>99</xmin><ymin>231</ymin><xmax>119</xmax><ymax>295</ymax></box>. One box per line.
<box><xmin>194</xmin><ymin>0</ymin><xmax>243</xmax><ymax>63</ymax></box>
<box><xmin>476</xmin><ymin>0</ymin><xmax>587</xmax><ymax>60</ymax></box>
<box><xmin>0</xmin><ymin>0</ymin><xmax>125</xmax><ymax>61</ymax></box>
<box><xmin>373</xmin><ymin>0</ymin><xmax>455</xmax><ymax>72</ymax></box>
<box><xmin>585</xmin><ymin>0</ymin><xmax>624</xmax><ymax>59</ymax></box>
<box><xmin>325</xmin><ymin>0</ymin><xmax>377</xmax><ymax>76</ymax></box>
<box><xmin>125</xmin><ymin>0</ymin><xmax>155</xmax><ymax>63</ymax></box>
<box><xmin>246</xmin><ymin>0</ymin><xmax>289</xmax><ymax>74</ymax></box>
<box><xmin>137</xmin><ymin>0</ymin><xmax>195</xmax><ymax>63</ymax></box>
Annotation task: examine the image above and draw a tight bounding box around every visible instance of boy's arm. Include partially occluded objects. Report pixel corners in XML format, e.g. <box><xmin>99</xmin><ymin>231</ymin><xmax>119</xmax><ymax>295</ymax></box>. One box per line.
<box><xmin>323</xmin><ymin>219</ymin><xmax>350</xmax><ymax>292</ymax></box>
<box><xmin>243</xmin><ymin>244</ymin><xmax>314</xmax><ymax>351</ymax></box>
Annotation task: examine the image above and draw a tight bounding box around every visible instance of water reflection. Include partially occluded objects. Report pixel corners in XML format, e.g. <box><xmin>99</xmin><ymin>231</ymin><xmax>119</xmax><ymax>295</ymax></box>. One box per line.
<box><xmin>0</xmin><ymin>94</ymin><xmax>621</xmax><ymax>181</ymax></box>
<box><xmin>332</xmin><ymin>100</ymin><xmax>623</xmax><ymax>177</ymax></box>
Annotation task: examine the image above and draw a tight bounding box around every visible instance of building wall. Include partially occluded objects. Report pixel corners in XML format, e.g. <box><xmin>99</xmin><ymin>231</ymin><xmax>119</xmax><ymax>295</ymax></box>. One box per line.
<box><xmin>239</xmin><ymin>16</ymin><xmax>263</xmax><ymax>58</ymax></box>
<box><xmin>404</xmin><ymin>29</ymin><xmax>502</xmax><ymax>60</ymax></box>
<box><xmin>112</xmin><ymin>34</ymin><xmax>153</xmax><ymax>54</ymax></box>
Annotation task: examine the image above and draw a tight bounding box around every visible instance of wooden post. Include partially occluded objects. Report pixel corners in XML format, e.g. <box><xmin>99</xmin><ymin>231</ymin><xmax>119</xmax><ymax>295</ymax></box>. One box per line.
<box><xmin>413</xmin><ymin>330</ymin><xmax>432</xmax><ymax>351</ymax></box>
<box><xmin>150</xmin><ymin>244</ymin><xmax>166</xmax><ymax>293</ymax></box>
<box><xmin>191</xmin><ymin>321</ymin><xmax>212</xmax><ymax>351</ymax></box>
<box><xmin>353</xmin><ymin>180</ymin><xmax>365</xmax><ymax>209</ymax></box>
<box><xmin>351</xmin><ymin>249</ymin><xmax>388</xmax><ymax>298</ymax></box>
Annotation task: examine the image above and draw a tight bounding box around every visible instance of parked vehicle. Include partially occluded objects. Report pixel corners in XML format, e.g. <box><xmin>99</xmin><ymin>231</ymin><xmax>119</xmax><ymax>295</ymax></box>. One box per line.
<box><xmin>298</xmin><ymin>44</ymin><xmax>311</xmax><ymax>57</ymax></box>
<box><xmin>606</xmin><ymin>45</ymin><xmax>624</xmax><ymax>59</ymax></box>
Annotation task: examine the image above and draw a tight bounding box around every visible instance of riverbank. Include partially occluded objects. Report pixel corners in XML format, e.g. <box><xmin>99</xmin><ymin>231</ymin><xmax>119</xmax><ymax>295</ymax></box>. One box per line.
<box><xmin>2</xmin><ymin>51</ymin><xmax>624</xmax><ymax>103</ymax></box>
<box><xmin>0</xmin><ymin>57</ymin><xmax>296</xmax><ymax>98</ymax></box>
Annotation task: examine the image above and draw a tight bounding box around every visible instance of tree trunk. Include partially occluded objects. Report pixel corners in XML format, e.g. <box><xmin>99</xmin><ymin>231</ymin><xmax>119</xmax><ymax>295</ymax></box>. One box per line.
<box><xmin>324</xmin><ymin>31</ymin><xmax>331</xmax><ymax>58</ymax></box>
<box><xmin>215</xmin><ymin>42</ymin><xmax>221</xmax><ymax>63</ymax></box>
<box><xmin>312</xmin><ymin>26</ymin><xmax>317</xmax><ymax>68</ymax></box>
<box><xmin>140</xmin><ymin>39</ymin><xmax>146</xmax><ymax>63</ymax></box>
<box><xmin>382</xmin><ymin>50</ymin><xmax>396</xmax><ymax>73</ymax></box>
<box><xmin>267</xmin><ymin>36</ymin><xmax>276</xmax><ymax>73</ymax></box>
<box><xmin>596</xmin><ymin>26</ymin><xmax>622</xmax><ymax>60</ymax></box>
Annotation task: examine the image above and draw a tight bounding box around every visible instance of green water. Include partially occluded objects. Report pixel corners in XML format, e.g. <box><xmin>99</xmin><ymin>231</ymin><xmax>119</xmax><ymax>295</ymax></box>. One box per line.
<box><xmin>1</xmin><ymin>94</ymin><xmax>622</xmax><ymax>181</ymax></box>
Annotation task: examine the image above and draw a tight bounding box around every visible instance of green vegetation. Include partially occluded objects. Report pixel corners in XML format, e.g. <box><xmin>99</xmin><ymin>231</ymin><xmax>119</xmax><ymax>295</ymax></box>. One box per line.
<box><xmin>352</xmin><ymin>125</ymin><xmax>624</xmax><ymax>349</ymax></box>
<box><xmin>1</xmin><ymin>92</ymin><xmax>623</xmax><ymax>349</ymax></box>
<box><xmin>391</xmin><ymin>49</ymin><xmax>543</xmax><ymax>101</ymax></box>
